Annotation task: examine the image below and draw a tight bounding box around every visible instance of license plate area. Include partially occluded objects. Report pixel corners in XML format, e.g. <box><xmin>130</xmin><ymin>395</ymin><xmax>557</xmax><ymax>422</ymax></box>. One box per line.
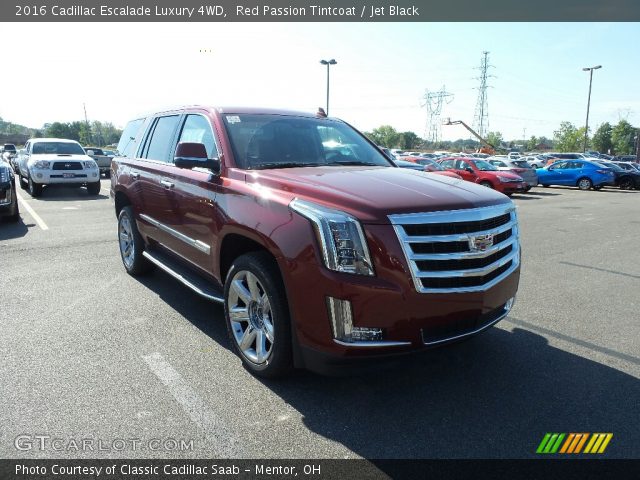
<box><xmin>63</xmin><ymin>173</ymin><xmax>76</xmax><ymax>178</ymax></box>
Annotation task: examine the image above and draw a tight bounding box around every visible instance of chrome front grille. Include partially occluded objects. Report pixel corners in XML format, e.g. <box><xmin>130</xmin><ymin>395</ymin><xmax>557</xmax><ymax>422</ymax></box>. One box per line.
<box><xmin>389</xmin><ymin>204</ymin><xmax>520</xmax><ymax>293</ymax></box>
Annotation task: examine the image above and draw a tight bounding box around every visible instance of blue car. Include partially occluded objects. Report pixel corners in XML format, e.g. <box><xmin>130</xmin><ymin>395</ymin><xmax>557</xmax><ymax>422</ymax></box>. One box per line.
<box><xmin>536</xmin><ymin>159</ymin><xmax>616</xmax><ymax>190</ymax></box>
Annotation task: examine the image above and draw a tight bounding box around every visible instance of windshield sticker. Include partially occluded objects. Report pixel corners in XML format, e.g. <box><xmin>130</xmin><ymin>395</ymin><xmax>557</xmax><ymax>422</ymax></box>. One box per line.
<box><xmin>226</xmin><ymin>115</ymin><xmax>241</xmax><ymax>124</ymax></box>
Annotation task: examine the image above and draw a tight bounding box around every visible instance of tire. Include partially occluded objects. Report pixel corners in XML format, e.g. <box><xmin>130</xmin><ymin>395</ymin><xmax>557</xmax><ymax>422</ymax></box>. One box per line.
<box><xmin>577</xmin><ymin>177</ymin><xmax>592</xmax><ymax>191</ymax></box>
<box><xmin>87</xmin><ymin>181</ymin><xmax>101</xmax><ymax>195</ymax></box>
<box><xmin>619</xmin><ymin>177</ymin><xmax>633</xmax><ymax>190</ymax></box>
<box><xmin>104</xmin><ymin>170</ymin><xmax>111</xmax><ymax>179</ymax></box>
<box><xmin>524</xmin><ymin>186</ymin><xmax>532</xmax><ymax>192</ymax></box>
<box><xmin>479</xmin><ymin>180</ymin><xmax>493</xmax><ymax>189</ymax></box>
<box><xmin>117</xmin><ymin>206</ymin><xmax>154</xmax><ymax>276</ymax></box>
<box><xmin>28</xmin><ymin>176</ymin><xmax>42</xmax><ymax>197</ymax></box>
<box><xmin>542</xmin><ymin>184</ymin><xmax>549</xmax><ymax>188</ymax></box>
<box><xmin>224</xmin><ymin>252</ymin><xmax>293</xmax><ymax>378</ymax></box>
<box><xmin>593</xmin><ymin>186</ymin><xmax>603</xmax><ymax>191</ymax></box>
<box><xmin>8</xmin><ymin>189</ymin><xmax>20</xmax><ymax>222</ymax></box>
<box><xmin>18</xmin><ymin>173</ymin><xmax>27</xmax><ymax>190</ymax></box>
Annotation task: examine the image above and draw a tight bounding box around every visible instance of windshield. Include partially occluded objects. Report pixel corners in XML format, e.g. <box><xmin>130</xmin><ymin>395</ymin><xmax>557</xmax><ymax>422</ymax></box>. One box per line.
<box><xmin>32</xmin><ymin>142</ymin><xmax>86</xmax><ymax>155</ymax></box>
<box><xmin>223</xmin><ymin>114</ymin><xmax>392</xmax><ymax>170</ymax></box>
<box><xmin>512</xmin><ymin>160</ymin><xmax>531</xmax><ymax>169</ymax></box>
<box><xmin>474</xmin><ymin>160</ymin><xmax>498</xmax><ymax>171</ymax></box>
<box><xmin>4</xmin><ymin>145</ymin><xmax>16</xmax><ymax>152</ymax></box>
<box><xmin>416</xmin><ymin>158</ymin><xmax>443</xmax><ymax>170</ymax></box>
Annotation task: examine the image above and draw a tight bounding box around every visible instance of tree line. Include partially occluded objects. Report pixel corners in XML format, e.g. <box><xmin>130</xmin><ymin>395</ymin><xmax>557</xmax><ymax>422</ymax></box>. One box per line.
<box><xmin>366</xmin><ymin>119</ymin><xmax>638</xmax><ymax>154</ymax></box>
<box><xmin>0</xmin><ymin>117</ymin><xmax>122</xmax><ymax>147</ymax></box>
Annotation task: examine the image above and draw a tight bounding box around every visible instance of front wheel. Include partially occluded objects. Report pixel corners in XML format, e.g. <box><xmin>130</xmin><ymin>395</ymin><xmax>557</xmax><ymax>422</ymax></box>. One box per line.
<box><xmin>117</xmin><ymin>206</ymin><xmax>153</xmax><ymax>276</ymax></box>
<box><xmin>577</xmin><ymin>177</ymin><xmax>593</xmax><ymax>191</ymax></box>
<box><xmin>224</xmin><ymin>252</ymin><xmax>293</xmax><ymax>378</ymax></box>
<box><xmin>479</xmin><ymin>180</ymin><xmax>493</xmax><ymax>189</ymax></box>
<box><xmin>87</xmin><ymin>181</ymin><xmax>101</xmax><ymax>195</ymax></box>
<box><xmin>28</xmin><ymin>176</ymin><xmax>42</xmax><ymax>197</ymax></box>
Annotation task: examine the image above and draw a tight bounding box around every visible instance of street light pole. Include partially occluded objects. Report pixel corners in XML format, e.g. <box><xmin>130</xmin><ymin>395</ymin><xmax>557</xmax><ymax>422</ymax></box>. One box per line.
<box><xmin>320</xmin><ymin>59</ymin><xmax>337</xmax><ymax>116</ymax></box>
<box><xmin>582</xmin><ymin>65</ymin><xmax>602</xmax><ymax>153</ymax></box>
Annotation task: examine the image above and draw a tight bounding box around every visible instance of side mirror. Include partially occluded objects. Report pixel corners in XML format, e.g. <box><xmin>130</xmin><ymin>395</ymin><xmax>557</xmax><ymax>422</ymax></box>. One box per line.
<box><xmin>466</xmin><ymin>167</ymin><xmax>474</xmax><ymax>173</ymax></box>
<box><xmin>86</xmin><ymin>149</ymin><xmax>94</xmax><ymax>156</ymax></box>
<box><xmin>174</xmin><ymin>142</ymin><xmax>220</xmax><ymax>174</ymax></box>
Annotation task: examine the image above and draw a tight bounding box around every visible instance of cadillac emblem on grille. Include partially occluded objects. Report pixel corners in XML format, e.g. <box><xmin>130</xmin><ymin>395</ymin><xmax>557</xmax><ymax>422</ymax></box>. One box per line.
<box><xmin>468</xmin><ymin>234</ymin><xmax>494</xmax><ymax>252</ymax></box>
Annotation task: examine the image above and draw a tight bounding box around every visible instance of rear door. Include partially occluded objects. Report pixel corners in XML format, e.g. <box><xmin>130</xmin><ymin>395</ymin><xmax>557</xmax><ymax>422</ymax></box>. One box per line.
<box><xmin>134</xmin><ymin>114</ymin><xmax>183</xmax><ymax>250</ymax></box>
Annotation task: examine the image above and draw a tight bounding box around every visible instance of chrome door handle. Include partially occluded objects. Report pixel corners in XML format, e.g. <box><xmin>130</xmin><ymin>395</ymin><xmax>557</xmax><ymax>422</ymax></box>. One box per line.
<box><xmin>160</xmin><ymin>180</ymin><xmax>175</xmax><ymax>189</ymax></box>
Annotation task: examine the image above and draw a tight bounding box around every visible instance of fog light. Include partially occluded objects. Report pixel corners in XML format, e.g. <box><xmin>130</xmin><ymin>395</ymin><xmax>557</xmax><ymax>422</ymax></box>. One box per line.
<box><xmin>92</xmin><ymin>173</ymin><xmax>98</xmax><ymax>178</ymax></box>
<box><xmin>326</xmin><ymin>297</ymin><xmax>383</xmax><ymax>343</ymax></box>
<box><xmin>36</xmin><ymin>173</ymin><xmax>43</xmax><ymax>179</ymax></box>
<box><xmin>505</xmin><ymin>297</ymin><xmax>515</xmax><ymax>312</ymax></box>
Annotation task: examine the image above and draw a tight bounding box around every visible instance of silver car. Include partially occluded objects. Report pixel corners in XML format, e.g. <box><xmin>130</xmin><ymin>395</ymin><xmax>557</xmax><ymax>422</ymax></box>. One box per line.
<box><xmin>487</xmin><ymin>157</ymin><xmax>538</xmax><ymax>190</ymax></box>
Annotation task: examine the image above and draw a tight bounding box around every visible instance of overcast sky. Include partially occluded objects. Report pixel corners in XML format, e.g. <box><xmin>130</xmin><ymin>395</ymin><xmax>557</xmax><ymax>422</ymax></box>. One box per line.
<box><xmin>1</xmin><ymin>22</ymin><xmax>638</xmax><ymax>141</ymax></box>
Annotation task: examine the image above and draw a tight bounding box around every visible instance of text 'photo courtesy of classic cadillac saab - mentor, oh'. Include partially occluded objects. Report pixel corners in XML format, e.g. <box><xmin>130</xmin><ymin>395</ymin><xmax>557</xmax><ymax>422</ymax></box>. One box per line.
<box><xmin>110</xmin><ymin>106</ymin><xmax>521</xmax><ymax>377</ymax></box>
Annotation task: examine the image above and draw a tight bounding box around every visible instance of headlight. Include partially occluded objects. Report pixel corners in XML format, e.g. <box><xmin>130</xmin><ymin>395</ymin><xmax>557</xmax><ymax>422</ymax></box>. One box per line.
<box><xmin>497</xmin><ymin>175</ymin><xmax>519</xmax><ymax>183</ymax></box>
<box><xmin>33</xmin><ymin>161</ymin><xmax>51</xmax><ymax>169</ymax></box>
<box><xmin>290</xmin><ymin>198</ymin><xmax>375</xmax><ymax>276</ymax></box>
<box><xmin>83</xmin><ymin>160</ymin><xmax>97</xmax><ymax>169</ymax></box>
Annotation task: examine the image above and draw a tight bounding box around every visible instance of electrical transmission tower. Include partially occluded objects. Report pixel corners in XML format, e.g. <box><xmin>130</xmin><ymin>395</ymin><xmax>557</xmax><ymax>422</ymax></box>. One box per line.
<box><xmin>473</xmin><ymin>51</ymin><xmax>493</xmax><ymax>139</ymax></box>
<box><xmin>423</xmin><ymin>86</ymin><xmax>454</xmax><ymax>144</ymax></box>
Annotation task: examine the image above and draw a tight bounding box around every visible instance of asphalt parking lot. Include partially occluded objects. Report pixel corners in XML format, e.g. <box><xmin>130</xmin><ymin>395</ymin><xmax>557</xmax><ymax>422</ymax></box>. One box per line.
<box><xmin>1</xmin><ymin>179</ymin><xmax>639</xmax><ymax>460</ymax></box>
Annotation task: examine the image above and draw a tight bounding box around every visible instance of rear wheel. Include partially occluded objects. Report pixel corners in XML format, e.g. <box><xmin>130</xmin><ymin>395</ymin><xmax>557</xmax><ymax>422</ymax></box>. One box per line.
<box><xmin>224</xmin><ymin>252</ymin><xmax>293</xmax><ymax>378</ymax></box>
<box><xmin>8</xmin><ymin>189</ymin><xmax>20</xmax><ymax>222</ymax></box>
<box><xmin>18</xmin><ymin>172</ymin><xmax>27</xmax><ymax>190</ymax></box>
<box><xmin>577</xmin><ymin>177</ymin><xmax>592</xmax><ymax>191</ymax></box>
<box><xmin>28</xmin><ymin>176</ymin><xmax>42</xmax><ymax>197</ymax></box>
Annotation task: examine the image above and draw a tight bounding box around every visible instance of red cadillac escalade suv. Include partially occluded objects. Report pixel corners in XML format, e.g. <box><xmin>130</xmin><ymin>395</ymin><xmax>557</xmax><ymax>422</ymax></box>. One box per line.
<box><xmin>111</xmin><ymin>106</ymin><xmax>520</xmax><ymax>377</ymax></box>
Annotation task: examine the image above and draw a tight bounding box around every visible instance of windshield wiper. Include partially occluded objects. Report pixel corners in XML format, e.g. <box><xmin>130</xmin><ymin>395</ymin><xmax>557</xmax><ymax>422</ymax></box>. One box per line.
<box><xmin>325</xmin><ymin>161</ymin><xmax>382</xmax><ymax>167</ymax></box>
<box><xmin>252</xmin><ymin>162</ymin><xmax>320</xmax><ymax>170</ymax></box>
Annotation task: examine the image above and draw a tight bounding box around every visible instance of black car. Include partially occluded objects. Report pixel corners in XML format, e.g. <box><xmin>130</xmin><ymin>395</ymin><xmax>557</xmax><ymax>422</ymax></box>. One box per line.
<box><xmin>0</xmin><ymin>160</ymin><xmax>20</xmax><ymax>222</ymax></box>
<box><xmin>594</xmin><ymin>161</ymin><xmax>640</xmax><ymax>190</ymax></box>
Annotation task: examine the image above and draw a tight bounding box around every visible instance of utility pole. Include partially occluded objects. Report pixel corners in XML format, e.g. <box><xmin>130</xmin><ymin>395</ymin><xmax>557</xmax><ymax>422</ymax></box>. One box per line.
<box><xmin>582</xmin><ymin>65</ymin><xmax>602</xmax><ymax>153</ymax></box>
<box><xmin>523</xmin><ymin>127</ymin><xmax>526</xmax><ymax>150</ymax></box>
<box><xmin>422</xmin><ymin>86</ymin><xmax>454</xmax><ymax>145</ymax></box>
<box><xmin>473</xmin><ymin>51</ymin><xmax>493</xmax><ymax>139</ymax></box>
<box><xmin>636</xmin><ymin>128</ymin><xmax>640</xmax><ymax>163</ymax></box>
<box><xmin>319</xmin><ymin>59</ymin><xmax>337</xmax><ymax>116</ymax></box>
<box><xmin>83</xmin><ymin>103</ymin><xmax>93</xmax><ymax>146</ymax></box>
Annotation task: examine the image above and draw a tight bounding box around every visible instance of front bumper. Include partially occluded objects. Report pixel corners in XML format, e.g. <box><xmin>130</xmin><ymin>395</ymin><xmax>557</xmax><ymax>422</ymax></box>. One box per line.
<box><xmin>29</xmin><ymin>169</ymin><xmax>100</xmax><ymax>184</ymax></box>
<box><xmin>280</xmin><ymin>219</ymin><xmax>521</xmax><ymax>374</ymax></box>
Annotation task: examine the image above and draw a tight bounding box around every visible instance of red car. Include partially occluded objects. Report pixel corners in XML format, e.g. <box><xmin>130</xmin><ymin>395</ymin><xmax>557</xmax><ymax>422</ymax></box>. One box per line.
<box><xmin>112</xmin><ymin>107</ymin><xmax>520</xmax><ymax>377</ymax></box>
<box><xmin>438</xmin><ymin>157</ymin><xmax>526</xmax><ymax>196</ymax></box>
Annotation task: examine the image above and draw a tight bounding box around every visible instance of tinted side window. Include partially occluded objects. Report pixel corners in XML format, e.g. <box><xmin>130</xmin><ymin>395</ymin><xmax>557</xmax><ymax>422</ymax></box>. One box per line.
<box><xmin>458</xmin><ymin>161</ymin><xmax>471</xmax><ymax>170</ymax></box>
<box><xmin>177</xmin><ymin>114</ymin><xmax>217</xmax><ymax>159</ymax></box>
<box><xmin>117</xmin><ymin>118</ymin><xmax>146</xmax><ymax>158</ymax></box>
<box><xmin>144</xmin><ymin>115</ymin><xmax>181</xmax><ymax>162</ymax></box>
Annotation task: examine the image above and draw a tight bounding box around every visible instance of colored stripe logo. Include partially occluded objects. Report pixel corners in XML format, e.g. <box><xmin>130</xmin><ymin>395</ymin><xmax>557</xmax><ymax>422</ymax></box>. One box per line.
<box><xmin>537</xmin><ymin>433</ymin><xmax>612</xmax><ymax>454</ymax></box>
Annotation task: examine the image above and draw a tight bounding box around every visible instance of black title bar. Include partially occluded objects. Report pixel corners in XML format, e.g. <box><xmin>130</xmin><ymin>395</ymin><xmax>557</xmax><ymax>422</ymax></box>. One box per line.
<box><xmin>5</xmin><ymin>0</ymin><xmax>640</xmax><ymax>21</ymax></box>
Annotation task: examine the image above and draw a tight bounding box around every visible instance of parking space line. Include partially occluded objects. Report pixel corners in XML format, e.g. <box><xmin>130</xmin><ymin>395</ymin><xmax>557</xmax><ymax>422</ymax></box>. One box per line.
<box><xmin>15</xmin><ymin>189</ymin><xmax>49</xmax><ymax>231</ymax></box>
<box><xmin>142</xmin><ymin>352</ymin><xmax>244</xmax><ymax>457</ymax></box>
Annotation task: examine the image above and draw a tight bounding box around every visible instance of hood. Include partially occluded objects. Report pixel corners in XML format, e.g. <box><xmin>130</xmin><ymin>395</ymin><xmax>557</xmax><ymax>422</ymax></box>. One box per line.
<box><xmin>247</xmin><ymin>166</ymin><xmax>511</xmax><ymax>224</ymax></box>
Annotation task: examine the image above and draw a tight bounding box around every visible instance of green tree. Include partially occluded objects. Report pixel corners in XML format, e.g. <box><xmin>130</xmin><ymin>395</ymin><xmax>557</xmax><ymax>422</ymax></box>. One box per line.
<box><xmin>591</xmin><ymin>122</ymin><xmax>613</xmax><ymax>154</ymax></box>
<box><xmin>365</xmin><ymin>125</ymin><xmax>401</xmax><ymax>148</ymax></box>
<box><xmin>398</xmin><ymin>131</ymin><xmax>421</xmax><ymax>150</ymax></box>
<box><xmin>611</xmin><ymin>120</ymin><xmax>636</xmax><ymax>155</ymax></box>
<box><xmin>485</xmin><ymin>131</ymin><xmax>503</xmax><ymax>148</ymax></box>
<box><xmin>553</xmin><ymin>122</ymin><xmax>586</xmax><ymax>152</ymax></box>
<box><xmin>525</xmin><ymin>136</ymin><xmax>539</xmax><ymax>151</ymax></box>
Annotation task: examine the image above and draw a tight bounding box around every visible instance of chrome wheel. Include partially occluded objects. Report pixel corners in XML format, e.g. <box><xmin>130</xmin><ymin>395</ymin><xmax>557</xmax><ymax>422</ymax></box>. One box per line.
<box><xmin>578</xmin><ymin>178</ymin><xmax>592</xmax><ymax>190</ymax></box>
<box><xmin>227</xmin><ymin>270</ymin><xmax>274</xmax><ymax>365</ymax></box>
<box><xmin>119</xmin><ymin>214</ymin><xmax>135</xmax><ymax>269</ymax></box>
